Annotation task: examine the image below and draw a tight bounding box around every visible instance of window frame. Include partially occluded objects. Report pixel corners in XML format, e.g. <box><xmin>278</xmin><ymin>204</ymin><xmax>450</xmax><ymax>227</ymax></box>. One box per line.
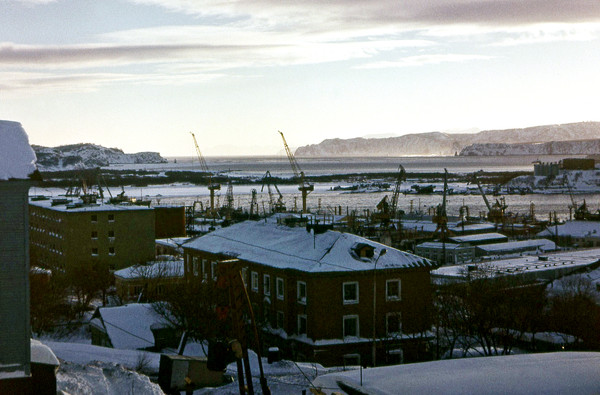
<box><xmin>297</xmin><ymin>281</ymin><xmax>307</xmax><ymax>304</ymax></box>
<box><xmin>276</xmin><ymin>277</ymin><xmax>285</xmax><ymax>301</ymax></box>
<box><xmin>263</xmin><ymin>274</ymin><xmax>271</xmax><ymax>296</ymax></box>
<box><xmin>297</xmin><ymin>314</ymin><xmax>307</xmax><ymax>335</ymax></box>
<box><xmin>386</xmin><ymin>312</ymin><xmax>402</xmax><ymax>336</ymax></box>
<box><xmin>343</xmin><ymin>315</ymin><xmax>359</xmax><ymax>338</ymax></box>
<box><xmin>386</xmin><ymin>279</ymin><xmax>401</xmax><ymax>301</ymax></box>
<box><xmin>342</xmin><ymin>281</ymin><xmax>359</xmax><ymax>305</ymax></box>
<box><xmin>251</xmin><ymin>271</ymin><xmax>259</xmax><ymax>292</ymax></box>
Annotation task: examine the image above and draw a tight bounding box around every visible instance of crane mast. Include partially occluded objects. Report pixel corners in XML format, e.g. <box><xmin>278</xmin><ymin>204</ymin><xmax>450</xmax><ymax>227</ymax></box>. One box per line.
<box><xmin>390</xmin><ymin>164</ymin><xmax>406</xmax><ymax>216</ymax></box>
<box><xmin>190</xmin><ymin>132</ymin><xmax>221</xmax><ymax>214</ymax></box>
<box><xmin>279</xmin><ymin>131</ymin><xmax>313</xmax><ymax>213</ymax></box>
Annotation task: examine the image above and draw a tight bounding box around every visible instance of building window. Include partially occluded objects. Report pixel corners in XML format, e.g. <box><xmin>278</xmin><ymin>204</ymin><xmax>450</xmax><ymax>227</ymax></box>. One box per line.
<box><xmin>91</xmin><ymin>214</ymin><xmax>97</xmax><ymax>223</ymax></box>
<box><xmin>276</xmin><ymin>277</ymin><xmax>284</xmax><ymax>300</ymax></box>
<box><xmin>108</xmin><ymin>247</ymin><xmax>115</xmax><ymax>256</ymax></box>
<box><xmin>264</xmin><ymin>274</ymin><xmax>271</xmax><ymax>296</ymax></box>
<box><xmin>343</xmin><ymin>315</ymin><xmax>359</xmax><ymax>338</ymax></box>
<box><xmin>193</xmin><ymin>257</ymin><xmax>199</xmax><ymax>276</ymax></box>
<box><xmin>202</xmin><ymin>259</ymin><xmax>208</xmax><ymax>280</ymax></box>
<box><xmin>251</xmin><ymin>272</ymin><xmax>259</xmax><ymax>292</ymax></box>
<box><xmin>108</xmin><ymin>230</ymin><xmax>115</xmax><ymax>238</ymax></box>
<box><xmin>343</xmin><ymin>282</ymin><xmax>359</xmax><ymax>304</ymax></box>
<box><xmin>386</xmin><ymin>279</ymin><xmax>401</xmax><ymax>301</ymax></box>
<box><xmin>108</xmin><ymin>214</ymin><xmax>115</xmax><ymax>222</ymax></box>
<box><xmin>242</xmin><ymin>267</ymin><xmax>248</xmax><ymax>287</ymax></box>
<box><xmin>91</xmin><ymin>248</ymin><xmax>99</xmax><ymax>256</ymax></box>
<box><xmin>211</xmin><ymin>261</ymin><xmax>217</xmax><ymax>280</ymax></box>
<box><xmin>276</xmin><ymin>311</ymin><xmax>284</xmax><ymax>329</ymax></box>
<box><xmin>297</xmin><ymin>281</ymin><xmax>307</xmax><ymax>304</ymax></box>
<box><xmin>91</xmin><ymin>231</ymin><xmax>98</xmax><ymax>239</ymax></box>
<box><xmin>386</xmin><ymin>312</ymin><xmax>402</xmax><ymax>336</ymax></box>
<box><xmin>297</xmin><ymin>314</ymin><xmax>307</xmax><ymax>335</ymax></box>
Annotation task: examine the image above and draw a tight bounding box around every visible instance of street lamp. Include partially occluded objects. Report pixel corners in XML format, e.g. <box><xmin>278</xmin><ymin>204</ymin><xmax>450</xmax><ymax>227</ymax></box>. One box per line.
<box><xmin>372</xmin><ymin>248</ymin><xmax>387</xmax><ymax>367</ymax></box>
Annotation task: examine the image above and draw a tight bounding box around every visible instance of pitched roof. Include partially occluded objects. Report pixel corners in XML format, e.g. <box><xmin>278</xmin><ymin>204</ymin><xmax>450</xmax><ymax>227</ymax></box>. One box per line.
<box><xmin>91</xmin><ymin>304</ymin><xmax>169</xmax><ymax>350</ymax></box>
<box><xmin>183</xmin><ymin>219</ymin><xmax>433</xmax><ymax>273</ymax></box>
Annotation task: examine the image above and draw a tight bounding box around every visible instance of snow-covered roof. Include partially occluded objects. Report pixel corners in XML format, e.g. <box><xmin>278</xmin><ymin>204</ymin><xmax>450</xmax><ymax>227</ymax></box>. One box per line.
<box><xmin>449</xmin><ymin>223</ymin><xmax>496</xmax><ymax>233</ymax></box>
<box><xmin>92</xmin><ymin>304</ymin><xmax>170</xmax><ymax>350</ymax></box>
<box><xmin>114</xmin><ymin>260</ymin><xmax>184</xmax><ymax>280</ymax></box>
<box><xmin>450</xmin><ymin>232</ymin><xmax>508</xmax><ymax>243</ymax></box>
<box><xmin>432</xmin><ymin>248</ymin><xmax>600</xmax><ymax>282</ymax></box>
<box><xmin>476</xmin><ymin>239</ymin><xmax>556</xmax><ymax>253</ymax></box>
<box><xmin>30</xmin><ymin>198</ymin><xmax>152</xmax><ymax>212</ymax></box>
<box><xmin>416</xmin><ymin>242</ymin><xmax>472</xmax><ymax>251</ymax></box>
<box><xmin>0</xmin><ymin>120</ymin><xmax>36</xmax><ymax>180</ymax></box>
<box><xmin>401</xmin><ymin>220</ymin><xmax>443</xmax><ymax>233</ymax></box>
<box><xmin>184</xmin><ymin>219</ymin><xmax>433</xmax><ymax>273</ymax></box>
<box><xmin>313</xmin><ymin>352</ymin><xmax>600</xmax><ymax>395</ymax></box>
<box><xmin>30</xmin><ymin>339</ymin><xmax>59</xmax><ymax>366</ymax></box>
<box><xmin>538</xmin><ymin>220</ymin><xmax>600</xmax><ymax>238</ymax></box>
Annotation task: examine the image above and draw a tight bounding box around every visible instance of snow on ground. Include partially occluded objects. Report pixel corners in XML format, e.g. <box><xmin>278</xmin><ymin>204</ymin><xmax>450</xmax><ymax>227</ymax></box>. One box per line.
<box><xmin>313</xmin><ymin>352</ymin><xmax>600</xmax><ymax>395</ymax></box>
<box><xmin>57</xmin><ymin>360</ymin><xmax>163</xmax><ymax>395</ymax></box>
<box><xmin>44</xmin><ymin>339</ymin><xmax>340</xmax><ymax>395</ymax></box>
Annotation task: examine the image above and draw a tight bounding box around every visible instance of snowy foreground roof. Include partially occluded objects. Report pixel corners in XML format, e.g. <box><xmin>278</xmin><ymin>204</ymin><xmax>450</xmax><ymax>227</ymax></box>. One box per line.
<box><xmin>432</xmin><ymin>248</ymin><xmax>600</xmax><ymax>282</ymax></box>
<box><xmin>184</xmin><ymin>219</ymin><xmax>433</xmax><ymax>273</ymax></box>
<box><xmin>90</xmin><ymin>304</ymin><xmax>169</xmax><ymax>350</ymax></box>
<box><xmin>0</xmin><ymin>120</ymin><xmax>36</xmax><ymax>180</ymax></box>
<box><xmin>312</xmin><ymin>352</ymin><xmax>600</xmax><ymax>395</ymax></box>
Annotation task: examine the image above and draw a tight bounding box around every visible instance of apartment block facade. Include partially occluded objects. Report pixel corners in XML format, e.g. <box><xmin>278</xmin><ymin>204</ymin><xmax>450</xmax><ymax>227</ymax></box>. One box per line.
<box><xmin>29</xmin><ymin>199</ymin><xmax>156</xmax><ymax>272</ymax></box>
<box><xmin>183</xmin><ymin>218</ymin><xmax>435</xmax><ymax>366</ymax></box>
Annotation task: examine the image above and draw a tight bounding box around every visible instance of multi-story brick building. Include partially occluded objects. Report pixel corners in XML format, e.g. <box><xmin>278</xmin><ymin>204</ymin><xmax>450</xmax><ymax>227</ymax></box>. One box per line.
<box><xmin>183</xmin><ymin>217</ymin><xmax>435</xmax><ymax>366</ymax></box>
<box><xmin>29</xmin><ymin>199</ymin><xmax>156</xmax><ymax>272</ymax></box>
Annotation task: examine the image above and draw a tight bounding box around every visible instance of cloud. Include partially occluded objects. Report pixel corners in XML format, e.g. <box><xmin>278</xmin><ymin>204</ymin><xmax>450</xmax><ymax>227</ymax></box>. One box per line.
<box><xmin>129</xmin><ymin>0</ymin><xmax>600</xmax><ymax>27</ymax></box>
<box><xmin>359</xmin><ymin>54</ymin><xmax>494</xmax><ymax>69</ymax></box>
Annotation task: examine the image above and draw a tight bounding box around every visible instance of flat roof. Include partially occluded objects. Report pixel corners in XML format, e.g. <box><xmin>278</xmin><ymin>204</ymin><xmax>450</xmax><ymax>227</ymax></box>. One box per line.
<box><xmin>30</xmin><ymin>198</ymin><xmax>152</xmax><ymax>212</ymax></box>
<box><xmin>450</xmin><ymin>232</ymin><xmax>508</xmax><ymax>243</ymax></box>
<box><xmin>432</xmin><ymin>248</ymin><xmax>600</xmax><ymax>281</ymax></box>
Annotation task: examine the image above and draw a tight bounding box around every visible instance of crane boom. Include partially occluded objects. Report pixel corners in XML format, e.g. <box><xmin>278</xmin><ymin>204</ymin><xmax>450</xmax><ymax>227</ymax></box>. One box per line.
<box><xmin>190</xmin><ymin>132</ymin><xmax>210</xmax><ymax>173</ymax></box>
<box><xmin>472</xmin><ymin>170</ymin><xmax>492</xmax><ymax>212</ymax></box>
<box><xmin>190</xmin><ymin>131</ymin><xmax>220</xmax><ymax>214</ymax></box>
<box><xmin>278</xmin><ymin>131</ymin><xmax>313</xmax><ymax>213</ymax></box>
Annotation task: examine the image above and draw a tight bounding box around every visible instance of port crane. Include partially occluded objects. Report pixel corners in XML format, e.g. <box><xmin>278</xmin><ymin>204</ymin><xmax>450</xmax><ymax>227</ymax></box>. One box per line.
<box><xmin>432</xmin><ymin>169</ymin><xmax>451</xmax><ymax>265</ymax></box>
<box><xmin>471</xmin><ymin>170</ymin><xmax>506</xmax><ymax>223</ymax></box>
<box><xmin>375</xmin><ymin>164</ymin><xmax>406</xmax><ymax>226</ymax></box>
<box><xmin>279</xmin><ymin>131</ymin><xmax>313</xmax><ymax>213</ymax></box>
<box><xmin>261</xmin><ymin>171</ymin><xmax>286</xmax><ymax>213</ymax></box>
<box><xmin>190</xmin><ymin>132</ymin><xmax>221</xmax><ymax>214</ymax></box>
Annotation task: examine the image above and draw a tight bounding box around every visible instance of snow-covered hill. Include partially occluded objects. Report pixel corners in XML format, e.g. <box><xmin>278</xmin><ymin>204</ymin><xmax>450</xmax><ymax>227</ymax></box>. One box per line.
<box><xmin>460</xmin><ymin>139</ymin><xmax>600</xmax><ymax>156</ymax></box>
<box><xmin>295</xmin><ymin>122</ymin><xmax>600</xmax><ymax>157</ymax></box>
<box><xmin>33</xmin><ymin>143</ymin><xmax>167</xmax><ymax>171</ymax></box>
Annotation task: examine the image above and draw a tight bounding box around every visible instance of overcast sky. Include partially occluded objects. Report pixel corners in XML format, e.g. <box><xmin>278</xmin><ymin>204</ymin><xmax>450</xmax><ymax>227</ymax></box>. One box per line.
<box><xmin>1</xmin><ymin>0</ymin><xmax>599</xmax><ymax>156</ymax></box>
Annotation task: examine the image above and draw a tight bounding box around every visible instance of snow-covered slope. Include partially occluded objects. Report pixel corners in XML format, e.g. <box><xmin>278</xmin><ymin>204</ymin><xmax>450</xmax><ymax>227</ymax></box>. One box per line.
<box><xmin>33</xmin><ymin>143</ymin><xmax>167</xmax><ymax>171</ymax></box>
<box><xmin>295</xmin><ymin>122</ymin><xmax>600</xmax><ymax>157</ymax></box>
<box><xmin>461</xmin><ymin>139</ymin><xmax>600</xmax><ymax>156</ymax></box>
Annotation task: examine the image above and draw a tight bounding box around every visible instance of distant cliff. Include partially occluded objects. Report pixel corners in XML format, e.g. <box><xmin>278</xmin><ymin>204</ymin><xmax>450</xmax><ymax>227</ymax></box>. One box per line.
<box><xmin>33</xmin><ymin>143</ymin><xmax>167</xmax><ymax>171</ymax></box>
<box><xmin>295</xmin><ymin>122</ymin><xmax>600</xmax><ymax>157</ymax></box>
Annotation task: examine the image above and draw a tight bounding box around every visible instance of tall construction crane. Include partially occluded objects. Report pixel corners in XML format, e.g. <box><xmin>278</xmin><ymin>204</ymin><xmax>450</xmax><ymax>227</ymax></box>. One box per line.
<box><xmin>261</xmin><ymin>171</ymin><xmax>286</xmax><ymax>213</ymax></box>
<box><xmin>279</xmin><ymin>131</ymin><xmax>313</xmax><ymax>213</ymax></box>
<box><xmin>190</xmin><ymin>132</ymin><xmax>221</xmax><ymax>214</ymax></box>
<box><xmin>471</xmin><ymin>170</ymin><xmax>505</xmax><ymax>223</ymax></box>
<box><xmin>390</xmin><ymin>164</ymin><xmax>406</xmax><ymax>217</ymax></box>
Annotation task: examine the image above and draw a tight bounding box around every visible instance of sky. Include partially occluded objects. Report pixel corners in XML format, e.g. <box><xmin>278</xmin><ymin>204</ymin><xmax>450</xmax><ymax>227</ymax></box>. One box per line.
<box><xmin>1</xmin><ymin>0</ymin><xmax>599</xmax><ymax>157</ymax></box>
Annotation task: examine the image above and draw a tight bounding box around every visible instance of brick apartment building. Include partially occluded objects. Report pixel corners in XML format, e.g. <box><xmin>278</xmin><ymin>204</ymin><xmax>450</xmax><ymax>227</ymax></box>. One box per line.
<box><xmin>29</xmin><ymin>199</ymin><xmax>156</xmax><ymax>272</ymax></box>
<box><xmin>182</xmin><ymin>217</ymin><xmax>435</xmax><ymax>366</ymax></box>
